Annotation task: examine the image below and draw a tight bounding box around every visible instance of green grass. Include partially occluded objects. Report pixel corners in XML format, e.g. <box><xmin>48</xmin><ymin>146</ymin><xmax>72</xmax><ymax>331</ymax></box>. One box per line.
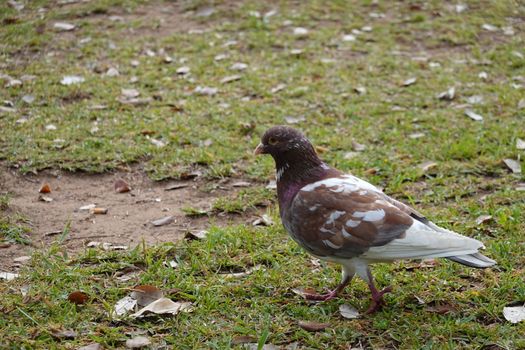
<box><xmin>1</xmin><ymin>0</ymin><xmax>525</xmax><ymax>348</ymax></box>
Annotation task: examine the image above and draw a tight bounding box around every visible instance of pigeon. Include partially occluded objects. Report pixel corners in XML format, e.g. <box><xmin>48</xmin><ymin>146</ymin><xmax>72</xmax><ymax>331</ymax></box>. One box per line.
<box><xmin>254</xmin><ymin>126</ymin><xmax>496</xmax><ymax>313</ymax></box>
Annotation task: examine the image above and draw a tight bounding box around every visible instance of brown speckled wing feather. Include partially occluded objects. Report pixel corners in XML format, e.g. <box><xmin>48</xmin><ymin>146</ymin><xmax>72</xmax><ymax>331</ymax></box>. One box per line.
<box><xmin>284</xmin><ymin>176</ymin><xmax>414</xmax><ymax>259</ymax></box>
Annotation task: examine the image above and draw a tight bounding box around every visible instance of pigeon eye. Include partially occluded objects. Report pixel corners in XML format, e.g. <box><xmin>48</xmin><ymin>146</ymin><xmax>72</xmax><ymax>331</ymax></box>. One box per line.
<box><xmin>268</xmin><ymin>137</ymin><xmax>278</xmax><ymax>145</ymax></box>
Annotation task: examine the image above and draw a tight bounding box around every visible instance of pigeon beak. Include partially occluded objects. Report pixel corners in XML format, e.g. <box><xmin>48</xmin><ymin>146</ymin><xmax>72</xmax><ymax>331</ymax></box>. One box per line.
<box><xmin>254</xmin><ymin>143</ymin><xmax>266</xmax><ymax>155</ymax></box>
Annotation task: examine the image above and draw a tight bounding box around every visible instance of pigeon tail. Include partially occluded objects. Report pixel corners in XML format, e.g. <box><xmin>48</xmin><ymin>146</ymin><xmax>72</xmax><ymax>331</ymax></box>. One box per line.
<box><xmin>447</xmin><ymin>252</ymin><xmax>496</xmax><ymax>268</ymax></box>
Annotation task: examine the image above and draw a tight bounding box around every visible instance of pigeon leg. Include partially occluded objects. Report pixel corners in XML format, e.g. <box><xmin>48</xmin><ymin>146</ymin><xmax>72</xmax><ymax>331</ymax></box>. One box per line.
<box><xmin>364</xmin><ymin>269</ymin><xmax>392</xmax><ymax>314</ymax></box>
<box><xmin>302</xmin><ymin>269</ymin><xmax>354</xmax><ymax>302</ymax></box>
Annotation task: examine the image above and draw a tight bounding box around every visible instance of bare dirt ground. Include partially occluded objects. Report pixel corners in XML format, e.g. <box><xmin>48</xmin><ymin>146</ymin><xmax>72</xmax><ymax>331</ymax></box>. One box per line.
<box><xmin>0</xmin><ymin>165</ymin><xmax>257</xmax><ymax>270</ymax></box>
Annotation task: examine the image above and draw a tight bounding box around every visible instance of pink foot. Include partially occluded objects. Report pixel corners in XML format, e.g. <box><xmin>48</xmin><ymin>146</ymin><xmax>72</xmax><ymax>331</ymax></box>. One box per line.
<box><xmin>302</xmin><ymin>289</ymin><xmax>340</xmax><ymax>302</ymax></box>
<box><xmin>365</xmin><ymin>286</ymin><xmax>392</xmax><ymax>314</ymax></box>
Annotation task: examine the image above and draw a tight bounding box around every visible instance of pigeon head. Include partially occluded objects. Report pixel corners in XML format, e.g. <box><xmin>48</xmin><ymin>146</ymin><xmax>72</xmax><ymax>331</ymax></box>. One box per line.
<box><xmin>254</xmin><ymin>126</ymin><xmax>314</xmax><ymax>159</ymax></box>
<box><xmin>255</xmin><ymin>126</ymin><xmax>333</xmax><ymax>205</ymax></box>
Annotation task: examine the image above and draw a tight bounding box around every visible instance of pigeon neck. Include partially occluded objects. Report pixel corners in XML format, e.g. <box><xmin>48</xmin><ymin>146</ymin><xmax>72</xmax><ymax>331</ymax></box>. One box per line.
<box><xmin>275</xmin><ymin>155</ymin><xmax>328</xmax><ymax>208</ymax></box>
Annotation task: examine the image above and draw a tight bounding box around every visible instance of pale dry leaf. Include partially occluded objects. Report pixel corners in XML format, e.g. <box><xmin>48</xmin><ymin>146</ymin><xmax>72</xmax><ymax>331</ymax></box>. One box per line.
<box><xmin>221</xmin><ymin>265</ymin><xmax>262</xmax><ymax>278</ymax></box>
<box><xmin>270</xmin><ymin>84</ymin><xmax>286</xmax><ymax>94</ymax></box>
<box><xmin>518</xmin><ymin>99</ymin><xmax>525</xmax><ymax>110</ymax></box>
<box><xmin>352</xmin><ymin>140</ymin><xmax>366</xmax><ymax>152</ymax></box>
<box><xmin>344</xmin><ymin>152</ymin><xmax>359</xmax><ymax>159</ymax></box>
<box><xmin>151</xmin><ymin>216</ymin><xmax>175</xmax><ymax>227</ymax></box>
<box><xmin>342</xmin><ymin>34</ymin><xmax>356</xmax><ymax>42</ymax></box>
<box><xmin>285</xmin><ymin>115</ymin><xmax>306</xmax><ymax>124</ymax></box>
<box><xmin>482</xmin><ymin>24</ymin><xmax>498</xmax><ymax>32</ymax></box>
<box><xmin>22</xmin><ymin>94</ymin><xmax>35</xmax><ymax>104</ymax></box>
<box><xmin>230</xmin><ymin>62</ymin><xmax>248</xmax><ymax>71</ymax></box>
<box><xmin>221</xmin><ymin>75</ymin><xmax>241</xmax><ymax>84</ymax></box>
<box><xmin>402</xmin><ymin>77</ymin><xmax>417</xmax><ymax>86</ymax></box>
<box><xmin>79</xmin><ymin>204</ymin><xmax>96</xmax><ymax>211</ymax></box>
<box><xmin>38</xmin><ymin>195</ymin><xmax>53</xmax><ymax>202</ymax></box>
<box><xmin>475</xmin><ymin>215</ymin><xmax>492</xmax><ymax>225</ymax></box>
<box><xmin>502</xmin><ymin>26</ymin><xmax>515</xmax><ymax>36</ymax></box>
<box><xmin>121</xmin><ymin>88</ymin><xmax>140</xmax><ymax>98</ymax></box>
<box><xmin>516</xmin><ymin>183</ymin><xmax>525</xmax><ymax>191</ymax></box>
<box><xmin>131</xmin><ymin>285</ymin><xmax>164</xmax><ymax>307</ymax></box>
<box><xmin>195</xmin><ymin>6</ymin><xmax>215</xmax><ymax>17</ymax></box>
<box><xmin>517</xmin><ymin>138</ymin><xmax>525</xmax><ymax>150</ymax></box>
<box><xmin>164</xmin><ymin>56</ymin><xmax>173</xmax><ymax>63</ymax></box>
<box><xmin>437</xmin><ymin>87</ymin><xmax>455</xmax><ymax>100</ymax></box>
<box><xmin>266</xmin><ymin>180</ymin><xmax>277</xmax><ymax>189</ymax></box>
<box><xmin>114</xmin><ymin>295</ymin><xmax>137</xmax><ymax>316</ymax></box>
<box><xmin>232</xmin><ymin>181</ymin><xmax>251</xmax><ymax>187</ymax></box>
<box><xmin>6</xmin><ymin>79</ymin><xmax>22</xmax><ymax>88</ymax></box>
<box><xmin>164</xmin><ymin>260</ymin><xmax>179</xmax><ymax>269</ymax></box>
<box><xmin>503</xmin><ymin>305</ymin><xmax>525</xmax><ymax>323</ymax></box>
<box><xmin>126</xmin><ymin>336</ymin><xmax>151</xmax><ymax>349</ymax></box>
<box><xmin>354</xmin><ymin>86</ymin><xmax>366</xmax><ymax>95</ymax></box>
<box><xmin>419</xmin><ymin>161</ymin><xmax>438</xmax><ymax>172</ymax></box>
<box><xmin>252</xmin><ymin>215</ymin><xmax>274</xmax><ymax>226</ymax></box>
<box><xmin>464</xmin><ymin>109</ymin><xmax>483</xmax><ymax>121</ymax></box>
<box><xmin>78</xmin><ymin>343</ymin><xmax>103</xmax><ymax>350</ymax></box>
<box><xmin>503</xmin><ymin>159</ymin><xmax>521</xmax><ymax>174</ymax></box>
<box><xmin>185</xmin><ymin>230</ymin><xmax>208</xmax><ymax>240</ymax></box>
<box><xmin>0</xmin><ymin>271</ymin><xmax>19</xmax><ymax>280</ymax></box>
<box><xmin>478</xmin><ymin>71</ymin><xmax>488</xmax><ymax>80</ymax></box>
<box><xmin>149</xmin><ymin>138</ymin><xmax>166</xmax><ymax>148</ymax></box>
<box><xmin>290</xmin><ymin>48</ymin><xmax>303</xmax><ymax>55</ymax></box>
<box><xmin>60</xmin><ymin>76</ymin><xmax>84</xmax><ymax>85</ymax></box>
<box><xmin>131</xmin><ymin>298</ymin><xmax>192</xmax><ymax>318</ymax></box>
<box><xmin>466</xmin><ymin>95</ymin><xmax>484</xmax><ymax>105</ymax></box>
<box><xmin>409</xmin><ymin>132</ymin><xmax>425</xmax><ymax>139</ymax></box>
<box><xmin>52</xmin><ymin>330</ymin><xmax>77</xmax><ymax>339</ymax></box>
<box><xmin>106</xmin><ymin>67</ymin><xmax>119</xmax><ymax>77</ymax></box>
<box><xmin>53</xmin><ymin>22</ymin><xmax>76</xmax><ymax>31</ymax></box>
<box><xmin>214</xmin><ymin>54</ymin><xmax>227</xmax><ymax>61</ymax></box>
<box><xmin>176</xmin><ymin>66</ymin><xmax>190</xmax><ymax>75</ymax></box>
<box><xmin>455</xmin><ymin>4</ymin><xmax>467</xmax><ymax>13</ymax></box>
<box><xmin>339</xmin><ymin>304</ymin><xmax>360</xmax><ymax>319</ymax></box>
<box><xmin>13</xmin><ymin>256</ymin><xmax>31</xmax><ymax>263</ymax></box>
<box><xmin>293</xmin><ymin>27</ymin><xmax>308</xmax><ymax>36</ymax></box>
<box><xmin>194</xmin><ymin>86</ymin><xmax>218</xmax><ymax>96</ymax></box>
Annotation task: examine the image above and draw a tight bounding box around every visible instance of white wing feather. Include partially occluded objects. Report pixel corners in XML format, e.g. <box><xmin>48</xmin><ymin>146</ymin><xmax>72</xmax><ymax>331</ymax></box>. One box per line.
<box><xmin>362</xmin><ymin>220</ymin><xmax>484</xmax><ymax>261</ymax></box>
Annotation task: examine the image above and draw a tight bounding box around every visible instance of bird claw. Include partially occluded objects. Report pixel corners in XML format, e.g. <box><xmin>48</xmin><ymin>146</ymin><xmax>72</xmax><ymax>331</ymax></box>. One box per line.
<box><xmin>365</xmin><ymin>286</ymin><xmax>392</xmax><ymax>314</ymax></box>
<box><xmin>302</xmin><ymin>289</ymin><xmax>339</xmax><ymax>302</ymax></box>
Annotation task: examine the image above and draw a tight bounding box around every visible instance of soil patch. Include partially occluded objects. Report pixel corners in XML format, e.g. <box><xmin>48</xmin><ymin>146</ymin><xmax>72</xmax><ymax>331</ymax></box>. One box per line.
<box><xmin>0</xmin><ymin>166</ymin><xmax>259</xmax><ymax>270</ymax></box>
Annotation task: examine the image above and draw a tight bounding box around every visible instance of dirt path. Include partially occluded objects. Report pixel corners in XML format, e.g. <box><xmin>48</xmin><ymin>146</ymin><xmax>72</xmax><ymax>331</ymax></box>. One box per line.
<box><xmin>0</xmin><ymin>166</ymin><xmax>256</xmax><ymax>269</ymax></box>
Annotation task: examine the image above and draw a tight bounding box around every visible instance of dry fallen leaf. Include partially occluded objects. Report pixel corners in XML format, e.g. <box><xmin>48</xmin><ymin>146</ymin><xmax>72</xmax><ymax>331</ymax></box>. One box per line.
<box><xmin>516</xmin><ymin>138</ymin><xmax>525</xmax><ymax>150</ymax></box>
<box><xmin>339</xmin><ymin>304</ymin><xmax>360</xmax><ymax>319</ymax></box>
<box><xmin>518</xmin><ymin>99</ymin><xmax>525</xmax><ymax>110</ymax></box>
<box><xmin>270</xmin><ymin>84</ymin><xmax>286</xmax><ymax>94</ymax></box>
<box><xmin>464</xmin><ymin>109</ymin><xmax>483</xmax><ymax>121</ymax></box>
<box><xmin>230</xmin><ymin>62</ymin><xmax>248</xmax><ymax>71</ymax></box>
<box><xmin>252</xmin><ymin>215</ymin><xmax>274</xmax><ymax>226</ymax></box>
<box><xmin>78</xmin><ymin>343</ymin><xmax>103</xmax><ymax>350</ymax></box>
<box><xmin>503</xmin><ymin>304</ymin><xmax>525</xmax><ymax>323</ymax></box>
<box><xmin>0</xmin><ymin>271</ymin><xmax>19</xmax><ymax>280</ymax></box>
<box><xmin>131</xmin><ymin>285</ymin><xmax>164</xmax><ymax>307</ymax></box>
<box><xmin>114</xmin><ymin>179</ymin><xmax>130</xmax><ymax>193</ymax></box>
<box><xmin>38</xmin><ymin>195</ymin><xmax>53</xmax><ymax>202</ymax></box>
<box><xmin>79</xmin><ymin>204</ymin><xmax>96</xmax><ymax>211</ymax></box>
<box><xmin>402</xmin><ymin>77</ymin><xmax>417</xmax><ymax>86</ymax></box>
<box><xmin>285</xmin><ymin>115</ymin><xmax>306</xmax><ymax>124</ymax></box>
<box><xmin>426</xmin><ymin>303</ymin><xmax>456</xmax><ymax>314</ymax></box>
<box><xmin>293</xmin><ymin>27</ymin><xmax>308</xmax><ymax>36</ymax></box>
<box><xmin>503</xmin><ymin>159</ymin><xmax>521</xmax><ymax>174</ymax></box>
<box><xmin>53</xmin><ymin>22</ymin><xmax>76</xmax><ymax>31</ymax></box>
<box><xmin>297</xmin><ymin>321</ymin><xmax>330</xmax><ymax>332</ymax></box>
<box><xmin>232</xmin><ymin>181</ymin><xmax>251</xmax><ymax>187</ymax></box>
<box><xmin>419</xmin><ymin>161</ymin><xmax>438</xmax><ymax>172</ymax></box>
<box><xmin>194</xmin><ymin>86</ymin><xmax>218</xmax><ymax>96</ymax></box>
<box><xmin>121</xmin><ymin>88</ymin><xmax>140</xmax><ymax>98</ymax></box>
<box><xmin>221</xmin><ymin>75</ymin><xmax>242</xmax><ymax>84</ymax></box>
<box><xmin>113</xmin><ymin>295</ymin><xmax>137</xmax><ymax>316</ymax></box>
<box><xmin>131</xmin><ymin>297</ymin><xmax>192</xmax><ymax>318</ymax></box>
<box><xmin>126</xmin><ymin>336</ymin><xmax>151</xmax><ymax>349</ymax></box>
<box><xmin>266</xmin><ymin>180</ymin><xmax>277</xmax><ymax>189</ymax></box>
<box><xmin>231</xmin><ymin>336</ymin><xmax>258</xmax><ymax>345</ymax></box>
<box><xmin>352</xmin><ymin>140</ymin><xmax>366</xmax><ymax>152</ymax></box>
<box><xmin>39</xmin><ymin>183</ymin><xmax>51</xmax><ymax>193</ymax></box>
<box><xmin>60</xmin><ymin>75</ymin><xmax>84</xmax><ymax>85</ymax></box>
<box><xmin>151</xmin><ymin>216</ymin><xmax>175</xmax><ymax>227</ymax></box>
<box><xmin>176</xmin><ymin>66</ymin><xmax>190</xmax><ymax>75</ymax></box>
<box><xmin>185</xmin><ymin>230</ymin><xmax>208</xmax><ymax>240</ymax></box>
<box><xmin>437</xmin><ymin>87</ymin><xmax>455</xmax><ymax>100</ymax></box>
<box><xmin>409</xmin><ymin>132</ymin><xmax>425</xmax><ymax>139</ymax></box>
<box><xmin>51</xmin><ymin>329</ymin><xmax>77</xmax><ymax>340</ymax></box>
<box><xmin>475</xmin><ymin>215</ymin><xmax>493</xmax><ymax>225</ymax></box>
<box><xmin>291</xmin><ymin>287</ymin><xmax>319</xmax><ymax>298</ymax></box>
<box><xmin>68</xmin><ymin>291</ymin><xmax>89</xmax><ymax>305</ymax></box>
<box><xmin>221</xmin><ymin>265</ymin><xmax>262</xmax><ymax>279</ymax></box>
